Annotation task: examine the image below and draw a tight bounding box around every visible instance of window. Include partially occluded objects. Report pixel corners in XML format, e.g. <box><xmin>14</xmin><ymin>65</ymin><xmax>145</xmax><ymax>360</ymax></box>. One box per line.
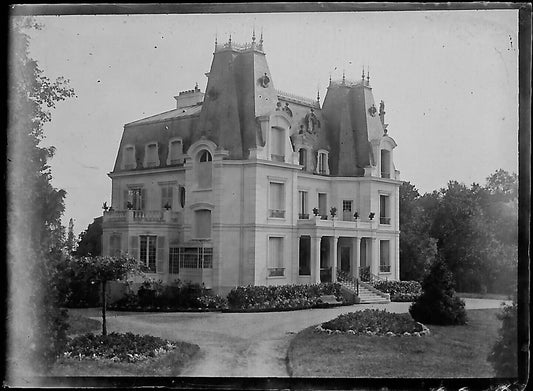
<box><xmin>161</xmin><ymin>185</ymin><xmax>173</xmax><ymax>209</ymax></box>
<box><xmin>268</xmin><ymin>237</ymin><xmax>284</xmax><ymax>276</ymax></box>
<box><xmin>380</xmin><ymin>194</ymin><xmax>390</xmax><ymax>224</ymax></box>
<box><xmin>299</xmin><ymin>236</ymin><xmax>311</xmax><ymax>275</ymax></box>
<box><xmin>140</xmin><ymin>235</ymin><xmax>157</xmax><ymax>272</ymax></box>
<box><xmin>269</xmin><ymin>182</ymin><xmax>285</xmax><ymax>218</ymax></box>
<box><xmin>109</xmin><ymin>234</ymin><xmax>122</xmax><ymax>256</ymax></box>
<box><xmin>318</xmin><ymin>193</ymin><xmax>327</xmax><ymax>219</ymax></box>
<box><xmin>298</xmin><ymin>148</ymin><xmax>307</xmax><ymax>169</ymax></box>
<box><xmin>194</xmin><ymin>209</ymin><xmax>212</xmax><ymax>238</ymax></box>
<box><xmin>270</xmin><ymin>127</ymin><xmax>285</xmax><ymax>162</ymax></box>
<box><xmin>125</xmin><ymin>188</ymin><xmax>145</xmax><ymax>210</ymax></box>
<box><xmin>317</xmin><ymin>152</ymin><xmax>328</xmax><ymax>174</ymax></box>
<box><xmin>380</xmin><ymin>240</ymin><xmax>390</xmax><ymax>273</ymax></box>
<box><xmin>145</xmin><ymin>143</ymin><xmax>158</xmax><ymax>167</ymax></box>
<box><xmin>177</xmin><ymin>247</ymin><xmax>213</xmax><ymax>269</ymax></box>
<box><xmin>169</xmin><ymin>247</ymin><xmax>180</xmax><ymax>274</ymax></box>
<box><xmin>342</xmin><ymin>200</ymin><xmax>353</xmax><ymax>221</ymax></box>
<box><xmin>168</xmin><ymin>139</ymin><xmax>183</xmax><ymax>165</ymax></box>
<box><xmin>381</xmin><ymin>150</ymin><xmax>391</xmax><ymax>178</ymax></box>
<box><xmin>298</xmin><ymin>191</ymin><xmax>308</xmax><ymax>219</ymax></box>
<box><xmin>123</xmin><ymin>146</ymin><xmax>136</xmax><ymax>169</ymax></box>
<box><xmin>197</xmin><ymin>150</ymin><xmax>212</xmax><ymax>188</ymax></box>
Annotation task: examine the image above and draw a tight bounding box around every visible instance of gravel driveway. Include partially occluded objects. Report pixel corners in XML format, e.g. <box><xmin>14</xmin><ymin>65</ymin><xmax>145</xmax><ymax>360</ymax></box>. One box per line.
<box><xmin>70</xmin><ymin>298</ymin><xmax>508</xmax><ymax>377</ymax></box>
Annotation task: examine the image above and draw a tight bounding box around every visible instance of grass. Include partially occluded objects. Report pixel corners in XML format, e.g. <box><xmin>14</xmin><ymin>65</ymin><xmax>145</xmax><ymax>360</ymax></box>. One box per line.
<box><xmin>457</xmin><ymin>292</ymin><xmax>512</xmax><ymax>301</ymax></box>
<box><xmin>51</xmin><ymin>311</ymin><xmax>200</xmax><ymax>376</ymax></box>
<box><xmin>49</xmin><ymin>342</ymin><xmax>200</xmax><ymax>376</ymax></box>
<box><xmin>287</xmin><ymin>308</ymin><xmax>503</xmax><ymax>378</ymax></box>
<box><xmin>66</xmin><ymin>310</ymin><xmax>101</xmax><ymax>335</ymax></box>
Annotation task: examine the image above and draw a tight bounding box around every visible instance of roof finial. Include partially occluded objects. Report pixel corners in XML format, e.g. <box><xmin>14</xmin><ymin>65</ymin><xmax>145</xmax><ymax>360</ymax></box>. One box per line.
<box><xmin>317</xmin><ymin>85</ymin><xmax>320</xmax><ymax>103</ymax></box>
<box><xmin>252</xmin><ymin>25</ymin><xmax>256</xmax><ymax>43</ymax></box>
<box><xmin>228</xmin><ymin>33</ymin><xmax>232</xmax><ymax>47</ymax></box>
<box><xmin>342</xmin><ymin>69</ymin><xmax>346</xmax><ymax>85</ymax></box>
<box><xmin>215</xmin><ymin>32</ymin><xmax>218</xmax><ymax>50</ymax></box>
<box><xmin>367</xmin><ymin>66</ymin><xmax>370</xmax><ymax>83</ymax></box>
<box><xmin>362</xmin><ymin>66</ymin><xmax>365</xmax><ymax>80</ymax></box>
<box><xmin>329</xmin><ymin>73</ymin><xmax>332</xmax><ymax>86</ymax></box>
<box><xmin>195</xmin><ymin>82</ymin><xmax>199</xmax><ymax>91</ymax></box>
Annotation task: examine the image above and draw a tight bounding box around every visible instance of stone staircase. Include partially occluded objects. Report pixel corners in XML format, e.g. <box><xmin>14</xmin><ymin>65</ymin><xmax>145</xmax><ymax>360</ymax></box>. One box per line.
<box><xmin>337</xmin><ymin>274</ymin><xmax>390</xmax><ymax>304</ymax></box>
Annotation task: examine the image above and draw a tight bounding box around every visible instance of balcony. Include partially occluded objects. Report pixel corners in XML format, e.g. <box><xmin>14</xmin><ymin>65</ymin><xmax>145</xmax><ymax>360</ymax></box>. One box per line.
<box><xmin>103</xmin><ymin>209</ymin><xmax>181</xmax><ymax>225</ymax></box>
<box><xmin>297</xmin><ymin>216</ymin><xmax>376</xmax><ymax>230</ymax></box>
<box><xmin>380</xmin><ymin>217</ymin><xmax>391</xmax><ymax>225</ymax></box>
<box><xmin>269</xmin><ymin>209</ymin><xmax>286</xmax><ymax>218</ymax></box>
<box><xmin>268</xmin><ymin>267</ymin><xmax>285</xmax><ymax>277</ymax></box>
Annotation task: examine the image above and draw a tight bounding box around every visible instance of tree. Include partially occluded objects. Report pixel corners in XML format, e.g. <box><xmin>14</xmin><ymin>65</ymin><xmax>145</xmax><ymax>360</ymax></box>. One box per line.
<box><xmin>75</xmin><ymin>216</ymin><xmax>102</xmax><ymax>256</ymax></box>
<box><xmin>68</xmin><ymin>255</ymin><xmax>146</xmax><ymax>335</ymax></box>
<box><xmin>66</xmin><ymin>218</ymin><xmax>75</xmax><ymax>254</ymax></box>
<box><xmin>409</xmin><ymin>258</ymin><xmax>467</xmax><ymax>325</ymax></box>
<box><xmin>7</xmin><ymin>16</ymin><xmax>75</xmax><ymax>375</ymax></box>
<box><xmin>399</xmin><ymin>182</ymin><xmax>438</xmax><ymax>281</ymax></box>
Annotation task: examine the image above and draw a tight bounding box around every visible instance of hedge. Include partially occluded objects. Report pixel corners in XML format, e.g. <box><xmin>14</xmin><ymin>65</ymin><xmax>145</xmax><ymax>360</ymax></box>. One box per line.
<box><xmin>373</xmin><ymin>280</ymin><xmax>422</xmax><ymax>302</ymax></box>
<box><xmin>226</xmin><ymin>283</ymin><xmax>342</xmax><ymax>311</ymax></box>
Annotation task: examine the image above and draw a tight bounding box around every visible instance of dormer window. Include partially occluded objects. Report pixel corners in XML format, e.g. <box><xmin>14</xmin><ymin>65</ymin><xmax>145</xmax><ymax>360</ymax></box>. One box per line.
<box><xmin>270</xmin><ymin>127</ymin><xmax>285</xmax><ymax>162</ymax></box>
<box><xmin>168</xmin><ymin>138</ymin><xmax>183</xmax><ymax>165</ymax></box>
<box><xmin>196</xmin><ymin>149</ymin><xmax>212</xmax><ymax>189</ymax></box>
<box><xmin>381</xmin><ymin>149</ymin><xmax>391</xmax><ymax>178</ymax></box>
<box><xmin>123</xmin><ymin>145</ymin><xmax>136</xmax><ymax>170</ymax></box>
<box><xmin>298</xmin><ymin>148</ymin><xmax>308</xmax><ymax>170</ymax></box>
<box><xmin>316</xmin><ymin>150</ymin><xmax>329</xmax><ymax>175</ymax></box>
<box><xmin>144</xmin><ymin>142</ymin><xmax>159</xmax><ymax>168</ymax></box>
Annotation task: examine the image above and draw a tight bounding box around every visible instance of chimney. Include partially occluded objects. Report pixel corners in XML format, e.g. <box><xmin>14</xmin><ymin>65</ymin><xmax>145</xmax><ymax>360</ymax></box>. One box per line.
<box><xmin>174</xmin><ymin>84</ymin><xmax>204</xmax><ymax>109</ymax></box>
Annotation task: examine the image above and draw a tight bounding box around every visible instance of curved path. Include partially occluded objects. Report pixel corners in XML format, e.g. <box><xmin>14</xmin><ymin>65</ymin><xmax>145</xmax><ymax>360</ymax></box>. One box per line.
<box><xmin>70</xmin><ymin>298</ymin><xmax>508</xmax><ymax>377</ymax></box>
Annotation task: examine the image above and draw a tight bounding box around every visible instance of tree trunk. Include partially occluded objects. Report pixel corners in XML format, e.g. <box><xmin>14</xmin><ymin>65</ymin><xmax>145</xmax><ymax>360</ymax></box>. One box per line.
<box><xmin>101</xmin><ymin>280</ymin><xmax>107</xmax><ymax>336</ymax></box>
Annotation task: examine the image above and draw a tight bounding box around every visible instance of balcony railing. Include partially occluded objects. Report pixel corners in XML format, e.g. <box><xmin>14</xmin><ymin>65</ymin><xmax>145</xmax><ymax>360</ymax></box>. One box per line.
<box><xmin>268</xmin><ymin>267</ymin><xmax>285</xmax><ymax>277</ymax></box>
<box><xmin>380</xmin><ymin>217</ymin><xmax>391</xmax><ymax>225</ymax></box>
<box><xmin>269</xmin><ymin>209</ymin><xmax>286</xmax><ymax>218</ymax></box>
<box><xmin>298</xmin><ymin>213</ymin><xmax>309</xmax><ymax>220</ymax></box>
<box><xmin>103</xmin><ymin>209</ymin><xmax>181</xmax><ymax>224</ymax></box>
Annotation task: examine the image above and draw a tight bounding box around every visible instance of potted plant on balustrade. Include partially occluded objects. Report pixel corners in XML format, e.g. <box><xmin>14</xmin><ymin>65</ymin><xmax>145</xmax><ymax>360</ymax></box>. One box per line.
<box><xmin>330</xmin><ymin>206</ymin><xmax>337</xmax><ymax>220</ymax></box>
<box><xmin>369</xmin><ymin>212</ymin><xmax>375</xmax><ymax>221</ymax></box>
<box><xmin>353</xmin><ymin>211</ymin><xmax>359</xmax><ymax>221</ymax></box>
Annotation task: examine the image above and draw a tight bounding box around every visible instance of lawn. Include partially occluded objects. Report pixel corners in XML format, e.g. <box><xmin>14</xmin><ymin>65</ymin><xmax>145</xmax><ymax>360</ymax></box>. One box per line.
<box><xmin>287</xmin><ymin>308</ymin><xmax>503</xmax><ymax>378</ymax></box>
<box><xmin>48</xmin><ymin>311</ymin><xmax>200</xmax><ymax>376</ymax></box>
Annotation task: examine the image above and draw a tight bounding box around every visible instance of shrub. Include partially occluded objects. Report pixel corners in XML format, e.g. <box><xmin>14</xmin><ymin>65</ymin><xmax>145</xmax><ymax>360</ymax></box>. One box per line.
<box><xmin>64</xmin><ymin>332</ymin><xmax>177</xmax><ymax>362</ymax></box>
<box><xmin>488</xmin><ymin>300</ymin><xmax>517</xmax><ymax>377</ymax></box>
<box><xmin>321</xmin><ymin>309</ymin><xmax>422</xmax><ymax>335</ymax></box>
<box><xmin>226</xmin><ymin>283</ymin><xmax>342</xmax><ymax>311</ymax></box>
<box><xmin>409</xmin><ymin>259</ymin><xmax>467</xmax><ymax>325</ymax></box>
<box><xmin>373</xmin><ymin>280</ymin><xmax>422</xmax><ymax>302</ymax></box>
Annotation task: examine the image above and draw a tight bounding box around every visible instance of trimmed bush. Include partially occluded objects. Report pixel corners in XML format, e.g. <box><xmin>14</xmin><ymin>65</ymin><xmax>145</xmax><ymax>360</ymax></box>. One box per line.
<box><xmin>321</xmin><ymin>309</ymin><xmax>422</xmax><ymax>335</ymax></box>
<box><xmin>64</xmin><ymin>332</ymin><xmax>178</xmax><ymax>362</ymax></box>
<box><xmin>409</xmin><ymin>259</ymin><xmax>467</xmax><ymax>325</ymax></box>
<box><xmin>373</xmin><ymin>280</ymin><xmax>422</xmax><ymax>302</ymax></box>
<box><xmin>226</xmin><ymin>283</ymin><xmax>341</xmax><ymax>311</ymax></box>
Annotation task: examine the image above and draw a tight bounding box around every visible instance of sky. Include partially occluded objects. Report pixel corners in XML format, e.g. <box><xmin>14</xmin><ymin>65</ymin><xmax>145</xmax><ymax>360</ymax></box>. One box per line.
<box><xmin>18</xmin><ymin>9</ymin><xmax>518</xmax><ymax>236</ymax></box>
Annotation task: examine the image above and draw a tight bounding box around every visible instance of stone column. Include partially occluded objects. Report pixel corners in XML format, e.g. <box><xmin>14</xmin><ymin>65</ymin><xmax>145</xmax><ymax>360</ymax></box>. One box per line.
<box><xmin>331</xmin><ymin>236</ymin><xmax>338</xmax><ymax>282</ymax></box>
<box><xmin>371</xmin><ymin>237</ymin><xmax>379</xmax><ymax>275</ymax></box>
<box><xmin>352</xmin><ymin>237</ymin><xmax>361</xmax><ymax>279</ymax></box>
<box><xmin>311</xmin><ymin>235</ymin><xmax>321</xmax><ymax>284</ymax></box>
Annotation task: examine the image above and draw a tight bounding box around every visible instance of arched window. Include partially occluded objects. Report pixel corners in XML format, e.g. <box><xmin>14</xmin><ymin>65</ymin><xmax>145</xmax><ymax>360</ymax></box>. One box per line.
<box><xmin>270</xmin><ymin>127</ymin><xmax>285</xmax><ymax>162</ymax></box>
<box><xmin>196</xmin><ymin>149</ymin><xmax>212</xmax><ymax>188</ymax></box>
<box><xmin>317</xmin><ymin>151</ymin><xmax>329</xmax><ymax>175</ymax></box>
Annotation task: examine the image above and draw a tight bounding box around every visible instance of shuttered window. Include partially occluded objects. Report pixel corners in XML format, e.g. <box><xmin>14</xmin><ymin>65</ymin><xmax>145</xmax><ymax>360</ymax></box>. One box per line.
<box><xmin>140</xmin><ymin>235</ymin><xmax>157</xmax><ymax>272</ymax></box>
<box><xmin>195</xmin><ymin>210</ymin><xmax>211</xmax><ymax>239</ymax></box>
<box><xmin>161</xmin><ymin>186</ymin><xmax>173</xmax><ymax>209</ymax></box>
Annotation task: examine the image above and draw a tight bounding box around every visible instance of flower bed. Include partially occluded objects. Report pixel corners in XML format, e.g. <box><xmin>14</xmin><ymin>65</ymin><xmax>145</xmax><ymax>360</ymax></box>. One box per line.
<box><xmin>318</xmin><ymin>309</ymin><xmax>430</xmax><ymax>336</ymax></box>
<box><xmin>226</xmin><ymin>283</ymin><xmax>342</xmax><ymax>311</ymax></box>
<box><xmin>63</xmin><ymin>332</ymin><xmax>180</xmax><ymax>363</ymax></box>
<box><xmin>372</xmin><ymin>280</ymin><xmax>422</xmax><ymax>302</ymax></box>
